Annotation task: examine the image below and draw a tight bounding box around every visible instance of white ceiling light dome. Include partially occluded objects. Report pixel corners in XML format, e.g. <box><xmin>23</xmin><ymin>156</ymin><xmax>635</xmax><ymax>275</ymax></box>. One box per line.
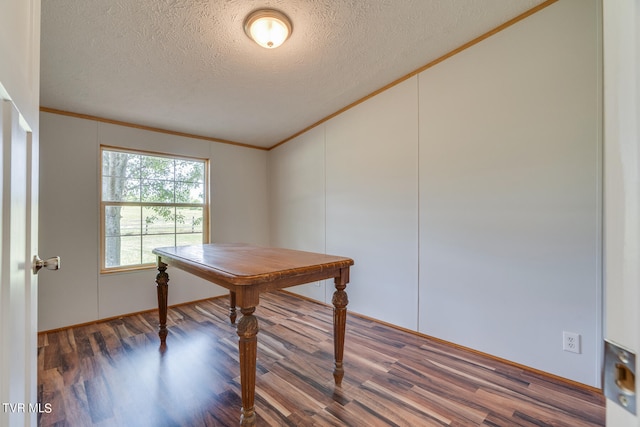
<box><xmin>244</xmin><ymin>9</ymin><xmax>293</xmax><ymax>49</ymax></box>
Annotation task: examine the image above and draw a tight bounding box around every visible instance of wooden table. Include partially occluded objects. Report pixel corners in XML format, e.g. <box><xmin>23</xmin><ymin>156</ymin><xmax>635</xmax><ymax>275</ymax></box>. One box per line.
<box><xmin>152</xmin><ymin>243</ymin><xmax>354</xmax><ymax>426</ymax></box>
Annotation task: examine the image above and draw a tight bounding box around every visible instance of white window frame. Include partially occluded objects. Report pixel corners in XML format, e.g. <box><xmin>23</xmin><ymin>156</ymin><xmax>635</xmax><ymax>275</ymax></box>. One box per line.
<box><xmin>100</xmin><ymin>145</ymin><xmax>210</xmax><ymax>273</ymax></box>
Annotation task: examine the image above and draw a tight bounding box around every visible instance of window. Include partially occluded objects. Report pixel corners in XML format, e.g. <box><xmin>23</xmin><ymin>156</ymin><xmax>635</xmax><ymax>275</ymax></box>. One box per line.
<box><xmin>100</xmin><ymin>146</ymin><xmax>208</xmax><ymax>272</ymax></box>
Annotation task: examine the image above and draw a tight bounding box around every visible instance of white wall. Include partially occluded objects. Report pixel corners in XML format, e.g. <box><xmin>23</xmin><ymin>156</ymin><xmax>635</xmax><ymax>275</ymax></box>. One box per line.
<box><xmin>418</xmin><ymin>0</ymin><xmax>601</xmax><ymax>386</ymax></box>
<box><xmin>269</xmin><ymin>80</ymin><xmax>420</xmax><ymax>320</ymax></box>
<box><xmin>38</xmin><ymin>112</ymin><xmax>269</xmax><ymax>330</ymax></box>
<box><xmin>268</xmin><ymin>0</ymin><xmax>602</xmax><ymax>386</ymax></box>
<box><xmin>0</xmin><ymin>0</ymin><xmax>40</xmax><ymax>129</ymax></box>
<box><xmin>269</xmin><ymin>126</ymin><xmax>327</xmax><ymax>301</ymax></box>
<box><xmin>325</xmin><ymin>78</ymin><xmax>420</xmax><ymax>330</ymax></box>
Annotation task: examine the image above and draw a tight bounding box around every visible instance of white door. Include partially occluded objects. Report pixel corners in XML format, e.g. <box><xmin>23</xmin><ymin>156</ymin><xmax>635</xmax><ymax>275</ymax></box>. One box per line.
<box><xmin>603</xmin><ymin>0</ymin><xmax>639</xmax><ymax>425</ymax></box>
<box><xmin>0</xmin><ymin>1</ymin><xmax>42</xmax><ymax>425</ymax></box>
<box><xmin>0</xmin><ymin>96</ymin><xmax>41</xmax><ymax>427</ymax></box>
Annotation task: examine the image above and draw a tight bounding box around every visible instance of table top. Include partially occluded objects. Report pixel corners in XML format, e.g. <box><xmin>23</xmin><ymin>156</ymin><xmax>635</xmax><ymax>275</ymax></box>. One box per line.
<box><xmin>152</xmin><ymin>243</ymin><xmax>354</xmax><ymax>287</ymax></box>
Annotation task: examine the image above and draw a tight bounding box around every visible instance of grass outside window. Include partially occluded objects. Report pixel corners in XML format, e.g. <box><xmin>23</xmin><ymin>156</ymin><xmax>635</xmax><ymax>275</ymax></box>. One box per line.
<box><xmin>100</xmin><ymin>146</ymin><xmax>209</xmax><ymax>273</ymax></box>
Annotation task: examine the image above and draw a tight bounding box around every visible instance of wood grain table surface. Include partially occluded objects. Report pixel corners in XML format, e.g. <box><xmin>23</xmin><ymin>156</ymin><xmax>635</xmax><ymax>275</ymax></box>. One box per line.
<box><xmin>152</xmin><ymin>243</ymin><xmax>354</xmax><ymax>426</ymax></box>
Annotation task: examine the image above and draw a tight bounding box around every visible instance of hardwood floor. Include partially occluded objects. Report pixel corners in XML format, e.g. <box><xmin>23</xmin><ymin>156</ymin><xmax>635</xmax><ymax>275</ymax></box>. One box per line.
<box><xmin>38</xmin><ymin>291</ymin><xmax>604</xmax><ymax>426</ymax></box>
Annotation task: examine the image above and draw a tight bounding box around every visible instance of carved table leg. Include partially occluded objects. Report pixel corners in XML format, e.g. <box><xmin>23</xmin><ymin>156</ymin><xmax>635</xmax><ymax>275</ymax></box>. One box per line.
<box><xmin>237</xmin><ymin>307</ymin><xmax>259</xmax><ymax>426</ymax></box>
<box><xmin>155</xmin><ymin>261</ymin><xmax>169</xmax><ymax>348</ymax></box>
<box><xmin>229</xmin><ymin>291</ymin><xmax>237</xmax><ymax>324</ymax></box>
<box><xmin>332</xmin><ymin>270</ymin><xmax>349</xmax><ymax>386</ymax></box>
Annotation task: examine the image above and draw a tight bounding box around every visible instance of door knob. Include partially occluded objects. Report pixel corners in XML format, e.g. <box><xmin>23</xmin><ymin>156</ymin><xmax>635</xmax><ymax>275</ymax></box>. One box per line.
<box><xmin>32</xmin><ymin>255</ymin><xmax>61</xmax><ymax>275</ymax></box>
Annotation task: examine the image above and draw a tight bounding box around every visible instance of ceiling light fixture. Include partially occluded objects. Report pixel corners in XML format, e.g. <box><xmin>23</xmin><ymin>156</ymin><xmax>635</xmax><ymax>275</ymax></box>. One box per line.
<box><xmin>244</xmin><ymin>9</ymin><xmax>292</xmax><ymax>49</ymax></box>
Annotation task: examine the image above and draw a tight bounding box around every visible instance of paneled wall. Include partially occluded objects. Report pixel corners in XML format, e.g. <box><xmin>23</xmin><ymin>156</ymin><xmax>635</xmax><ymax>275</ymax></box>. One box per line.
<box><xmin>325</xmin><ymin>79</ymin><xmax>419</xmax><ymax>330</ymax></box>
<box><xmin>269</xmin><ymin>126</ymin><xmax>327</xmax><ymax>301</ymax></box>
<box><xmin>418</xmin><ymin>0</ymin><xmax>601</xmax><ymax>386</ymax></box>
<box><xmin>38</xmin><ymin>113</ymin><xmax>269</xmax><ymax>330</ymax></box>
<box><xmin>268</xmin><ymin>0</ymin><xmax>602</xmax><ymax>386</ymax></box>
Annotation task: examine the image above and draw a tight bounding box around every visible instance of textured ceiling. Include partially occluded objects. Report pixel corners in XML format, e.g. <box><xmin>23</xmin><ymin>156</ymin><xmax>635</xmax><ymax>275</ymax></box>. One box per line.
<box><xmin>40</xmin><ymin>0</ymin><xmax>547</xmax><ymax>148</ymax></box>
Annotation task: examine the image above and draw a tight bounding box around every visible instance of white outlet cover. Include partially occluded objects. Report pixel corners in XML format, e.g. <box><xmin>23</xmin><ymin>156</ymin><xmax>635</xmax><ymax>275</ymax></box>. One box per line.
<box><xmin>563</xmin><ymin>331</ymin><xmax>581</xmax><ymax>354</ymax></box>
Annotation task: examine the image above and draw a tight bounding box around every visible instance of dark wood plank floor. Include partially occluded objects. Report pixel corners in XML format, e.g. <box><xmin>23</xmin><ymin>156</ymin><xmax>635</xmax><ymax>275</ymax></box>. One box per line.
<box><xmin>38</xmin><ymin>291</ymin><xmax>604</xmax><ymax>426</ymax></box>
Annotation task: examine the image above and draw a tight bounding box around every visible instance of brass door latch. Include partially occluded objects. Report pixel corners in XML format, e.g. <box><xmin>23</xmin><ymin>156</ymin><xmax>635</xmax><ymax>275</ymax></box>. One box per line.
<box><xmin>604</xmin><ymin>340</ymin><xmax>636</xmax><ymax>415</ymax></box>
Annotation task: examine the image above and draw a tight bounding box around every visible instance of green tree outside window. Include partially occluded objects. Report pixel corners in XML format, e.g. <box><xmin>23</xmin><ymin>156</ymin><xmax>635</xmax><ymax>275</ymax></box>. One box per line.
<box><xmin>101</xmin><ymin>148</ymin><xmax>207</xmax><ymax>271</ymax></box>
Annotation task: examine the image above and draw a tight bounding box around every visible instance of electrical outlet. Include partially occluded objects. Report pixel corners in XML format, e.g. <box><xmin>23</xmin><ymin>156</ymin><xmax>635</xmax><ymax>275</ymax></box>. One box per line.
<box><xmin>563</xmin><ymin>331</ymin><xmax>581</xmax><ymax>354</ymax></box>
